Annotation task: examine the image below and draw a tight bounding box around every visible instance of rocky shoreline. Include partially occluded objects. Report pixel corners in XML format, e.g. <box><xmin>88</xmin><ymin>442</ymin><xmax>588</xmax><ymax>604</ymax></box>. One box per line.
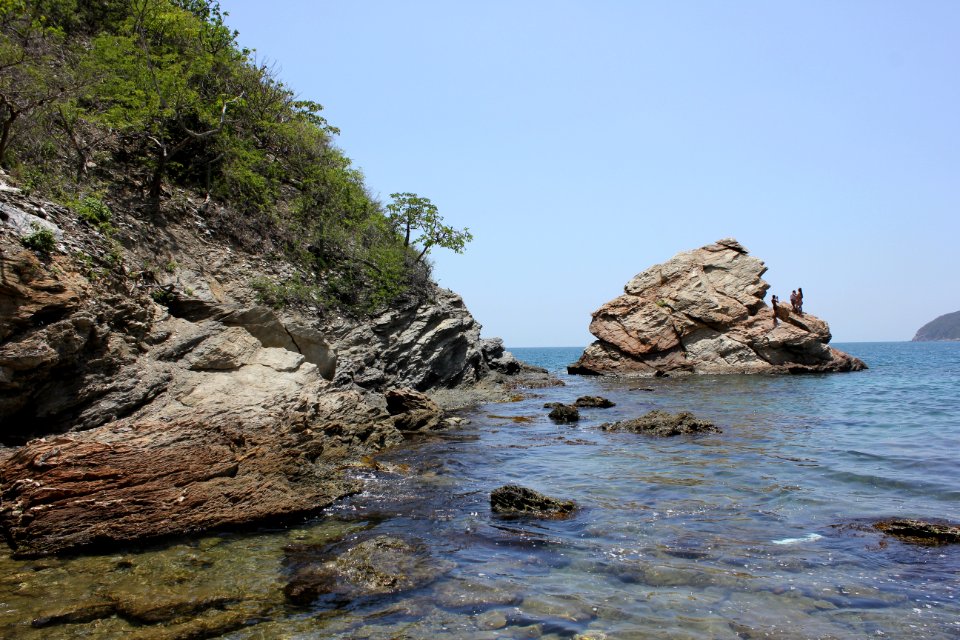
<box><xmin>0</xmin><ymin>188</ymin><xmax>556</xmax><ymax>557</ymax></box>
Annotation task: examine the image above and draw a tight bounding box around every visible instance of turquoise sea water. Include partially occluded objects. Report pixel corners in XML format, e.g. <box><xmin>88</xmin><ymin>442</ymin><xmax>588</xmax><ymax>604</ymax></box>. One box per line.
<box><xmin>307</xmin><ymin>342</ymin><xmax>960</xmax><ymax>638</ymax></box>
<box><xmin>1</xmin><ymin>342</ymin><xmax>957</xmax><ymax>638</ymax></box>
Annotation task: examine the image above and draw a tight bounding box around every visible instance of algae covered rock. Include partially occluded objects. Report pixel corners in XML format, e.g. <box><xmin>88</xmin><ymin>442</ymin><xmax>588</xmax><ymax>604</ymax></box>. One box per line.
<box><xmin>574</xmin><ymin>395</ymin><xmax>615</xmax><ymax>408</ymax></box>
<box><xmin>873</xmin><ymin>519</ymin><xmax>960</xmax><ymax>546</ymax></box>
<box><xmin>385</xmin><ymin>387</ymin><xmax>443</xmax><ymax>431</ymax></box>
<box><xmin>600</xmin><ymin>410</ymin><xmax>720</xmax><ymax>437</ymax></box>
<box><xmin>284</xmin><ymin>535</ymin><xmax>452</xmax><ymax>605</ymax></box>
<box><xmin>490</xmin><ymin>484</ymin><xmax>576</xmax><ymax>518</ymax></box>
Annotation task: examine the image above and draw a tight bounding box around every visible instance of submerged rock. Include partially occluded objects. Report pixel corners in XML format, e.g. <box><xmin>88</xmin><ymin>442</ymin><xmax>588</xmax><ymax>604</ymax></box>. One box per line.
<box><xmin>284</xmin><ymin>535</ymin><xmax>451</xmax><ymax>605</ymax></box>
<box><xmin>568</xmin><ymin>239</ymin><xmax>867</xmax><ymax>376</ymax></box>
<box><xmin>600</xmin><ymin>410</ymin><xmax>720</xmax><ymax>437</ymax></box>
<box><xmin>490</xmin><ymin>484</ymin><xmax>576</xmax><ymax>518</ymax></box>
<box><xmin>873</xmin><ymin>519</ymin><xmax>960</xmax><ymax>545</ymax></box>
<box><xmin>574</xmin><ymin>395</ymin><xmax>615</xmax><ymax>408</ymax></box>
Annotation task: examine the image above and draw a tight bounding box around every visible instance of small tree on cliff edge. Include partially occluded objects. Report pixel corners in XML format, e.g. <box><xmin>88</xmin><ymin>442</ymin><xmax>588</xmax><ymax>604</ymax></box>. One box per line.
<box><xmin>386</xmin><ymin>192</ymin><xmax>472</xmax><ymax>262</ymax></box>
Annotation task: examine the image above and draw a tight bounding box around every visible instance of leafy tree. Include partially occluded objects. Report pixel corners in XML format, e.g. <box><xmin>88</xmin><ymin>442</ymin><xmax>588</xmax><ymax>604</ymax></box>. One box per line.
<box><xmin>386</xmin><ymin>192</ymin><xmax>472</xmax><ymax>262</ymax></box>
<box><xmin>0</xmin><ymin>0</ymin><xmax>474</xmax><ymax>316</ymax></box>
<box><xmin>0</xmin><ymin>0</ymin><xmax>79</xmax><ymax>166</ymax></box>
<box><xmin>89</xmin><ymin>0</ymin><xmax>243</xmax><ymax>199</ymax></box>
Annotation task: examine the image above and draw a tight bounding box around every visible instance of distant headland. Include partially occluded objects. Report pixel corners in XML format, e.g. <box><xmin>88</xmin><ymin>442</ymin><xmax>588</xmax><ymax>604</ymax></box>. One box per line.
<box><xmin>912</xmin><ymin>310</ymin><xmax>960</xmax><ymax>342</ymax></box>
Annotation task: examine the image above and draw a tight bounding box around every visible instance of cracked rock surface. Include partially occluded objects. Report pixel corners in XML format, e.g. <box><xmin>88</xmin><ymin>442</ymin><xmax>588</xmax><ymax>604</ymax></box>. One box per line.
<box><xmin>569</xmin><ymin>239</ymin><xmax>866</xmax><ymax>376</ymax></box>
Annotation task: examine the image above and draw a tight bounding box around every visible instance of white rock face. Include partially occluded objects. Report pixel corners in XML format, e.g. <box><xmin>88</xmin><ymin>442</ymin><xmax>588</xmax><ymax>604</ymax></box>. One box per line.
<box><xmin>569</xmin><ymin>239</ymin><xmax>866</xmax><ymax>376</ymax></box>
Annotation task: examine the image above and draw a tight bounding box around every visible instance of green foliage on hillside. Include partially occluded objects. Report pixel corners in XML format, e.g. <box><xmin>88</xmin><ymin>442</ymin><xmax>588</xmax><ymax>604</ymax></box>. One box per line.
<box><xmin>0</xmin><ymin>0</ymin><xmax>471</xmax><ymax>315</ymax></box>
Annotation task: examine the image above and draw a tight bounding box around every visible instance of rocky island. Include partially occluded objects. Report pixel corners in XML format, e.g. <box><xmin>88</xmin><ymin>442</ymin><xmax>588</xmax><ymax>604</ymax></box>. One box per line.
<box><xmin>569</xmin><ymin>239</ymin><xmax>866</xmax><ymax>376</ymax></box>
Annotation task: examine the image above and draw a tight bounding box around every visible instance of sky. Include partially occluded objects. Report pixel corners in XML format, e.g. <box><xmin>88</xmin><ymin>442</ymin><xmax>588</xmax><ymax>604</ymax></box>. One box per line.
<box><xmin>221</xmin><ymin>1</ymin><xmax>960</xmax><ymax>346</ymax></box>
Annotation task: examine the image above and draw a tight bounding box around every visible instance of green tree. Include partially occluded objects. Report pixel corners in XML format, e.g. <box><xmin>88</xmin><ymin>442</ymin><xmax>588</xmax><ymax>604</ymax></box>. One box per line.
<box><xmin>0</xmin><ymin>0</ymin><xmax>78</xmax><ymax>166</ymax></box>
<box><xmin>386</xmin><ymin>192</ymin><xmax>472</xmax><ymax>262</ymax></box>
<box><xmin>90</xmin><ymin>0</ymin><xmax>243</xmax><ymax>199</ymax></box>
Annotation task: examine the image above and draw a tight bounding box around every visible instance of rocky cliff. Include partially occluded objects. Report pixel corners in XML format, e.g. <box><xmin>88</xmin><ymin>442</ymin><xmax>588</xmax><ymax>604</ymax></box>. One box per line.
<box><xmin>912</xmin><ymin>310</ymin><xmax>960</xmax><ymax>342</ymax></box>
<box><xmin>569</xmin><ymin>239</ymin><xmax>866</xmax><ymax>376</ymax></box>
<box><xmin>0</xmin><ymin>187</ymin><xmax>546</xmax><ymax>556</ymax></box>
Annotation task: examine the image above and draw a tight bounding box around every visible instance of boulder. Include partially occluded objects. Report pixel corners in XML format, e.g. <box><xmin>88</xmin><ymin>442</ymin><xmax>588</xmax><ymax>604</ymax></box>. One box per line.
<box><xmin>568</xmin><ymin>239</ymin><xmax>866</xmax><ymax>376</ymax></box>
<box><xmin>600</xmin><ymin>410</ymin><xmax>720</xmax><ymax>436</ymax></box>
<box><xmin>547</xmin><ymin>403</ymin><xmax>580</xmax><ymax>423</ymax></box>
<box><xmin>490</xmin><ymin>484</ymin><xmax>576</xmax><ymax>518</ymax></box>
<box><xmin>574</xmin><ymin>395</ymin><xmax>615</xmax><ymax>408</ymax></box>
<box><xmin>480</xmin><ymin>337</ymin><xmax>522</xmax><ymax>374</ymax></box>
<box><xmin>385</xmin><ymin>387</ymin><xmax>443</xmax><ymax>431</ymax></box>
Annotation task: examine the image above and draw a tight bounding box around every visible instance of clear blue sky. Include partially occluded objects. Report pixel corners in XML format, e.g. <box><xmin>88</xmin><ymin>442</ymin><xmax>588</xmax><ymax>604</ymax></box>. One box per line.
<box><xmin>221</xmin><ymin>1</ymin><xmax>959</xmax><ymax>346</ymax></box>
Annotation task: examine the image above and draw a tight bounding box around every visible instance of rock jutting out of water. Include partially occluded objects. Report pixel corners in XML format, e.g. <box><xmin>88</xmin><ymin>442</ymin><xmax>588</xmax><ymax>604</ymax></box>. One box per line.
<box><xmin>568</xmin><ymin>238</ymin><xmax>867</xmax><ymax>376</ymax></box>
<box><xmin>600</xmin><ymin>410</ymin><xmax>720</xmax><ymax>437</ymax></box>
<box><xmin>490</xmin><ymin>484</ymin><xmax>577</xmax><ymax>518</ymax></box>
<box><xmin>547</xmin><ymin>403</ymin><xmax>580</xmax><ymax>423</ymax></box>
<box><xmin>873</xmin><ymin>519</ymin><xmax>960</xmax><ymax>545</ymax></box>
<box><xmin>574</xmin><ymin>395</ymin><xmax>616</xmax><ymax>408</ymax></box>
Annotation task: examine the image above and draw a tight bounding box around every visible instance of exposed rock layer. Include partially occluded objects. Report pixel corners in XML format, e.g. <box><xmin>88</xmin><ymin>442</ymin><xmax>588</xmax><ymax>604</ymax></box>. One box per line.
<box><xmin>569</xmin><ymin>239</ymin><xmax>866</xmax><ymax>376</ymax></box>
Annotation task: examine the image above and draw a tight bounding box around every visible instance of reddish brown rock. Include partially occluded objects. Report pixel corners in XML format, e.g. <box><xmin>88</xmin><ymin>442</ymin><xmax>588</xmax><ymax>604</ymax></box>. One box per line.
<box><xmin>569</xmin><ymin>239</ymin><xmax>866</xmax><ymax>376</ymax></box>
<box><xmin>0</xmin><ymin>388</ymin><xmax>406</xmax><ymax>557</ymax></box>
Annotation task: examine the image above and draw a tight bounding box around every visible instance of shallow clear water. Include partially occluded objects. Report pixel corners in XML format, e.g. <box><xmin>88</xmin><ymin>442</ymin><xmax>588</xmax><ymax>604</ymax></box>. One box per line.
<box><xmin>1</xmin><ymin>342</ymin><xmax>958</xmax><ymax>639</ymax></box>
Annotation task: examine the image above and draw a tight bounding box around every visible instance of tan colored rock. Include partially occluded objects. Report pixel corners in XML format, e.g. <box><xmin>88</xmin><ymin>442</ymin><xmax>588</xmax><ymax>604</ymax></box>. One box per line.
<box><xmin>385</xmin><ymin>387</ymin><xmax>443</xmax><ymax>431</ymax></box>
<box><xmin>569</xmin><ymin>239</ymin><xmax>866</xmax><ymax>376</ymax></box>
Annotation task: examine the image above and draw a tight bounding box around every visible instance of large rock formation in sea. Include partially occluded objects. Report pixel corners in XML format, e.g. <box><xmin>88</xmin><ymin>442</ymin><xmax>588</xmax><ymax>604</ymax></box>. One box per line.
<box><xmin>0</xmin><ymin>188</ymin><xmax>549</xmax><ymax>556</ymax></box>
<box><xmin>912</xmin><ymin>310</ymin><xmax>960</xmax><ymax>342</ymax></box>
<box><xmin>568</xmin><ymin>239</ymin><xmax>866</xmax><ymax>376</ymax></box>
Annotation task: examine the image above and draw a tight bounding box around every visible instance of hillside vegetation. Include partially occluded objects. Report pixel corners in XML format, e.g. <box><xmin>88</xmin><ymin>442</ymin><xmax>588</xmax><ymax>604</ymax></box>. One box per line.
<box><xmin>0</xmin><ymin>0</ymin><xmax>469</xmax><ymax>314</ymax></box>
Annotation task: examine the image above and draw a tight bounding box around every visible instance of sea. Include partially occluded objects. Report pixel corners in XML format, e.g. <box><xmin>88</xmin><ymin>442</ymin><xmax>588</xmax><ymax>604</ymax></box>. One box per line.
<box><xmin>0</xmin><ymin>342</ymin><xmax>958</xmax><ymax>639</ymax></box>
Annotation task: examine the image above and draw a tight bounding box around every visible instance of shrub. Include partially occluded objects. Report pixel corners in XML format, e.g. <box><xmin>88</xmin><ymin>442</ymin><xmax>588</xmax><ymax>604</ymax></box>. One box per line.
<box><xmin>251</xmin><ymin>276</ymin><xmax>325</xmax><ymax>311</ymax></box>
<box><xmin>21</xmin><ymin>224</ymin><xmax>57</xmax><ymax>256</ymax></box>
<box><xmin>74</xmin><ymin>196</ymin><xmax>114</xmax><ymax>234</ymax></box>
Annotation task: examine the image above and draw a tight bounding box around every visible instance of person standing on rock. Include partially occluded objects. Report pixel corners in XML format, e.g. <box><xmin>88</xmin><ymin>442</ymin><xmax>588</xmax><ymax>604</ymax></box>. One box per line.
<box><xmin>797</xmin><ymin>288</ymin><xmax>803</xmax><ymax>315</ymax></box>
<box><xmin>790</xmin><ymin>290</ymin><xmax>798</xmax><ymax>313</ymax></box>
<box><xmin>771</xmin><ymin>295</ymin><xmax>779</xmax><ymax>327</ymax></box>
